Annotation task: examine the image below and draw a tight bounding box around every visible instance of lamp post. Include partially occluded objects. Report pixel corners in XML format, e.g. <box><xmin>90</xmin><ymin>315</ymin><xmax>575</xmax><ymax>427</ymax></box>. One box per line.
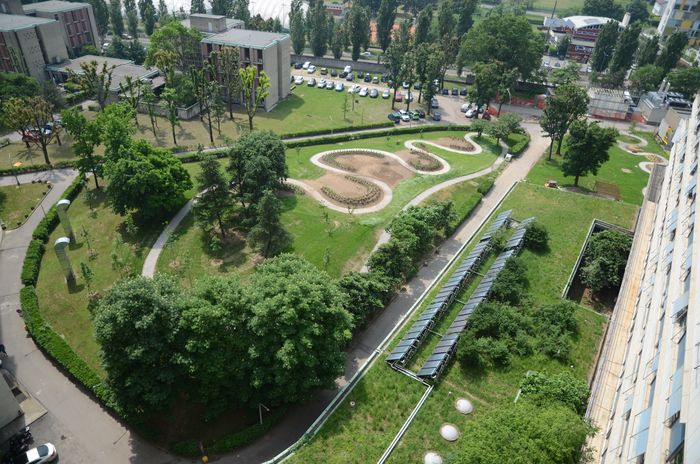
<box><xmin>259</xmin><ymin>403</ymin><xmax>269</xmax><ymax>425</ymax></box>
<box><xmin>12</xmin><ymin>161</ymin><xmax>22</xmax><ymax>186</ymax></box>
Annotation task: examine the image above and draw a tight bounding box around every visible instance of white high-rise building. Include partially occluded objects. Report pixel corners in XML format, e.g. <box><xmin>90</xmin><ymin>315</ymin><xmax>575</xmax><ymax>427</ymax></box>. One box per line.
<box><xmin>589</xmin><ymin>94</ymin><xmax>700</xmax><ymax>463</ymax></box>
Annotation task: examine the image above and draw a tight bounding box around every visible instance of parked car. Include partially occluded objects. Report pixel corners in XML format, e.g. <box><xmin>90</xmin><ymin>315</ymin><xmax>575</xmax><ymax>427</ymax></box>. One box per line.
<box><xmin>370</xmin><ymin>88</ymin><xmax>379</xmax><ymax>98</ymax></box>
<box><xmin>346</xmin><ymin>73</ymin><xmax>354</xmax><ymax>81</ymax></box>
<box><xmin>380</xmin><ymin>74</ymin><xmax>388</xmax><ymax>83</ymax></box>
<box><xmin>395</xmin><ymin>91</ymin><xmax>403</xmax><ymax>102</ymax></box>
<box><xmin>416</xmin><ymin>109</ymin><xmax>426</xmax><ymax>118</ymax></box>
<box><xmin>13</xmin><ymin>443</ymin><xmax>58</xmax><ymax>463</ymax></box>
<box><xmin>409</xmin><ymin>110</ymin><xmax>420</xmax><ymax>120</ymax></box>
<box><xmin>359</xmin><ymin>86</ymin><xmax>369</xmax><ymax>97</ymax></box>
<box><xmin>402</xmin><ymin>81</ymin><xmax>410</xmax><ymax>89</ymax></box>
<box><xmin>335</xmin><ymin>82</ymin><xmax>345</xmax><ymax>92</ymax></box>
<box><xmin>343</xmin><ymin>65</ymin><xmax>352</xmax><ymax>74</ymax></box>
<box><xmin>307</xmin><ymin>77</ymin><xmax>316</xmax><ymax>87</ymax></box>
<box><xmin>413</xmin><ymin>82</ymin><xmax>422</xmax><ymax>90</ymax></box>
<box><xmin>465</xmin><ymin>108</ymin><xmax>476</xmax><ymax>118</ymax></box>
<box><xmin>326</xmin><ymin>81</ymin><xmax>334</xmax><ymax>89</ymax></box>
<box><xmin>382</xmin><ymin>89</ymin><xmax>390</xmax><ymax>99</ymax></box>
<box><xmin>340</xmin><ymin>71</ymin><xmax>348</xmax><ymax>78</ymax></box>
<box><xmin>372</xmin><ymin>76</ymin><xmax>379</xmax><ymax>84</ymax></box>
<box><xmin>307</xmin><ymin>65</ymin><xmax>316</xmax><ymax>73</ymax></box>
<box><xmin>302</xmin><ymin>61</ymin><xmax>311</xmax><ymax>69</ymax></box>
<box><xmin>399</xmin><ymin>109</ymin><xmax>411</xmax><ymax>122</ymax></box>
<box><xmin>348</xmin><ymin>84</ymin><xmax>361</xmax><ymax>94</ymax></box>
<box><xmin>388</xmin><ymin>111</ymin><xmax>401</xmax><ymax>123</ymax></box>
<box><xmin>330</xmin><ymin>68</ymin><xmax>338</xmax><ymax>76</ymax></box>
<box><xmin>431</xmin><ymin>97</ymin><xmax>439</xmax><ymax>108</ymax></box>
<box><xmin>459</xmin><ymin>87</ymin><xmax>468</xmax><ymax>96</ymax></box>
<box><xmin>431</xmin><ymin>111</ymin><xmax>442</xmax><ymax>121</ymax></box>
<box><xmin>361</xmin><ymin>50</ymin><xmax>372</xmax><ymax>57</ymax></box>
<box><xmin>320</xmin><ymin>67</ymin><xmax>328</xmax><ymax>75</ymax></box>
<box><xmin>441</xmin><ymin>88</ymin><xmax>449</xmax><ymax>95</ymax></box>
<box><xmin>405</xmin><ymin>92</ymin><xmax>413</xmax><ymax>102</ymax></box>
<box><xmin>461</xmin><ymin>103</ymin><xmax>470</xmax><ymax>113</ymax></box>
<box><xmin>357</xmin><ymin>71</ymin><xmax>365</xmax><ymax>79</ymax></box>
<box><xmin>364</xmin><ymin>73</ymin><xmax>372</xmax><ymax>82</ymax></box>
<box><xmin>293</xmin><ymin>62</ymin><xmax>303</xmax><ymax>69</ymax></box>
<box><xmin>318</xmin><ymin>78</ymin><xmax>327</xmax><ymax>88</ymax></box>
<box><xmin>294</xmin><ymin>75</ymin><xmax>304</xmax><ymax>85</ymax></box>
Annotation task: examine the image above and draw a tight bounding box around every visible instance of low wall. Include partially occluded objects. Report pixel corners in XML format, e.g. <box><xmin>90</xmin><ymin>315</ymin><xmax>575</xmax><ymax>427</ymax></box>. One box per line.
<box><xmin>291</xmin><ymin>54</ymin><xmax>387</xmax><ymax>74</ymax></box>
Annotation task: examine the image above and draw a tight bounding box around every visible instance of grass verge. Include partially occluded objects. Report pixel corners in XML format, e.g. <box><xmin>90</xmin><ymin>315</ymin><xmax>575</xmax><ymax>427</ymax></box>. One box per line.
<box><xmin>0</xmin><ymin>182</ymin><xmax>51</xmax><ymax>229</ymax></box>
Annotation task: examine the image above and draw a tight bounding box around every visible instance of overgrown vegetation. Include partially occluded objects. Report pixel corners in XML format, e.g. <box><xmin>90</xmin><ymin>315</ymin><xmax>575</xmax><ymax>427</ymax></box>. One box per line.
<box><xmin>581</xmin><ymin>229</ymin><xmax>633</xmax><ymax>293</ymax></box>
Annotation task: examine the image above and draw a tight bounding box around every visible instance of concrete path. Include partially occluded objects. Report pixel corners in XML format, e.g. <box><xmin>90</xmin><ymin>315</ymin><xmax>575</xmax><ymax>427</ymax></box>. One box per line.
<box><xmin>142</xmin><ymin>199</ymin><xmax>194</xmax><ymax>278</ymax></box>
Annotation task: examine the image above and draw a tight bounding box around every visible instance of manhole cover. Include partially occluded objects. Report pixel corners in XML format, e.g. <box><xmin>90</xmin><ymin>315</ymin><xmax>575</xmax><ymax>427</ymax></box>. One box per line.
<box><xmin>424</xmin><ymin>451</ymin><xmax>444</xmax><ymax>464</ymax></box>
<box><xmin>455</xmin><ymin>398</ymin><xmax>473</xmax><ymax>414</ymax></box>
<box><xmin>439</xmin><ymin>423</ymin><xmax>459</xmax><ymax>441</ymax></box>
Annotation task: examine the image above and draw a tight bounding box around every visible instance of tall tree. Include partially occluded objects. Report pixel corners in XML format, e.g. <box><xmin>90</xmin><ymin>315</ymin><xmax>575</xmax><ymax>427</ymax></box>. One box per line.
<box><xmin>456</xmin><ymin>0</ymin><xmax>478</xmax><ymax>37</ymax></box>
<box><xmin>89</xmin><ymin>0</ymin><xmax>110</xmax><ymax>37</ymax></box>
<box><xmin>414</xmin><ymin>6</ymin><xmax>432</xmax><ymax>44</ymax></box>
<box><xmin>656</xmin><ymin>31</ymin><xmax>688</xmax><ymax>72</ymax></box>
<box><xmin>231</xmin><ymin>0</ymin><xmax>251</xmax><ymax>23</ymax></box>
<box><xmin>161</xmin><ymin>88</ymin><xmax>179</xmax><ymax>145</ymax></box>
<box><xmin>126</xmin><ymin>10</ymin><xmax>138</xmax><ymax>38</ymax></box>
<box><xmin>562</xmin><ymin>120</ymin><xmax>618</xmax><ymax>186</ymax></box>
<box><xmin>629</xmin><ymin>64</ymin><xmax>665</xmax><ymax>94</ymax></box>
<box><xmin>105</xmin><ymin>139</ymin><xmax>192</xmax><ymax>219</ymax></box>
<box><xmin>190</xmin><ymin>0</ymin><xmax>205</xmax><ymax>13</ymax></box>
<box><xmin>143</xmin><ymin>3</ymin><xmax>156</xmax><ymax>35</ymax></box>
<box><xmin>2</xmin><ymin>97</ymin><xmax>60</xmax><ymax>165</ymax></box>
<box><xmin>61</xmin><ymin>108</ymin><xmax>104</xmax><ymax>188</ymax></box>
<box><xmin>214</xmin><ymin>47</ymin><xmax>241</xmax><ymax>120</ymax></box>
<box><xmin>383</xmin><ymin>25</ymin><xmax>409</xmax><ymax>110</ymax></box>
<box><xmin>668</xmin><ymin>67</ymin><xmax>700</xmax><ymax>99</ymax></box>
<box><xmin>72</xmin><ymin>60</ymin><xmax>114</xmax><ymax>110</ymax></box>
<box><xmin>145</xmin><ymin>21</ymin><xmax>203</xmax><ymax>71</ymax></box>
<box><xmin>550</xmin><ymin>62</ymin><xmax>580</xmax><ymax>86</ymax></box>
<box><xmin>247</xmin><ymin>254</ymin><xmax>352</xmax><ymax>405</ymax></box>
<box><xmin>330</xmin><ymin>20</ymin><xmax>346</xmax><ymax>59</ymax></box>
<box><xmin>194</xmin><ymin>155</ymin><xmax>232</xmax><ymax>237</ymax></box>
<box><xmin>141</xmin><ymin>85</ymin><xmax>158</xmax><ymax>137</ymax></box>
<box><xmin>157</xmin><ymin>0</ymin><xmax>168</xmax><ymax>21</ymax></box>
<box><xmin>127</xmin><ymin>39</ymin><xmax>146</xmax><ymax>64</ymax></box>
<box><xmin>239</xmin><ymin>66</ymin><xmax>270</xmax><ymax>131</ymax></box>
<box><xmin>289</xmin><ymin>0</ymin><xmax>306</xmax><ymax>55</ymax></box>
<box><xmin>210</xmin><ymin>0</ymin><xmax>232</xmax><ymax>16</ymax></box>
<box><xmin>401</xmin><ymin>50</ymin><xmax>417</xmax><ymax>111</ymax></box>
<box><xmin>94</xmin><ymin>276</ymin><xmax>184</xmax><ymax>416</ymax></box>
<box><xmin>347</xmin><ymin>4</ymin><xmax>370</xmax><ymax>61</ymax></box>
<box><xmin>582</xmin><ymin>0</ymin><xmax>624</xmax><ymax>19</ymax></box>
<box><xmin>309</xmin><ymin>0</ymin><xmax>329</xmax><ymax>57</ymax></box>
<box><xmin>636</xmin><ymin>35</ymin><xmax>659</xmax><ymax>67</ymax></box>
<box><xmin>540</xmin><ymin>83</ymin><xmax>590</xmax><ymax>158</ymax></box>
<box><xmin>609</xmin><ymin>22</ymin><xmax>642</xmax><ymax>75</ymax></box>
<box><xmin>458</xmin><ymin>15</ymin><xmax>542</xmax><ymax>80</ymax></box>
<box><xmin>118</xmin><ymin>76</ymin><xmax>144</xmax><ymax>127</ymax></box>
<box><xmin>228</xmin><ymin>131</ymin><xmax>287</xmax><ymax>207</ymax></box>
<box><xmin>248</xmin><ymin>190</ymin><xmax>292</xmax><ymax>257</ymax></box>
<box><xmin>471</xmin><ymin>62</ymin><xmax>500</xmax><ymax>112</ymax></box>
<box><xmin>422</xmin><ymin>44</ymin><xmax>444</xmax><ymax>115</ymax></box>
<box><xmin>377</xmin><ymin>0</ymin><xmax>397</xmax><ymax>52</ymax></box>
<box><xmin>109</xmin><ymin>0</ymin><xmax>124</xmax><ymax>37</ymax></box>
<box><xmin>590</xmin><ymin>21</ymin><xmax>618</xmax><ymax>72</ymax></box>
<box><xmin>436</xmin><ymin>0</ymin><xmax>456</xmax><ymax>39</ymax></box>
<box><xmin>96</xmin><ymin>102</ymin><xmax>134</xmax><ymax>160</ymax></box>
<box><xmin>626</xmin><ymin>0</ymin><xmax>649</xmax><ymax>23</ymax></box>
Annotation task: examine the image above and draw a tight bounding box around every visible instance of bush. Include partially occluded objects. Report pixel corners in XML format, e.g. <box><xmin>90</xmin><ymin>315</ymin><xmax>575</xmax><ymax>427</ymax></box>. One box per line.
<box><xmin>524</xmin><ymin>221</ymin><xmax>549</xmax><ymax>251</ymax></box>
<box><xmin>21</xmin><ymin>240</ymin><xmax>45</xmax><ymax>286</ymax></box>
<box><xmin>279</xmin><ymin>122</ymin><xmax>394</xmax><ymax>139</ymax></box>
<box><xmin>507</xmin><ymin>133</ymin><xmax>530</xmax><ymax>155</ymax></box>
<box><xmin>490</xmin><ymin>257</ymin><xmax>529</xmax><ymax>306</ymax></box>
<box><xmin>580</xmin><ymin>229</ymin><xmax>632</xmax><ymax>292</ymax></box>
<box><xmin>477</xmin><ymin>177</ymin><xmax>494</xmax><ymax>195</ymax></box>
<box><xmin>533</xmin><ymin>300</ymin><xmax>578</xmax><ymax>361</ymax></box>
<box><xmin>337</xmin><ymin>271</ymin><xmax>394</xmax><ymax>327</ymax></box>
<box><xmin>520</xmin><ymin>371</ymin><xmax>590</xmax><ymax>416</ymax></box>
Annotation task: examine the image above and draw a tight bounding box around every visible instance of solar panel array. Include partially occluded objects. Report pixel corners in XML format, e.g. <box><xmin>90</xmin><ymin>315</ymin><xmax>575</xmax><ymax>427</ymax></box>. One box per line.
<box><xmin>385</xmin><ymin>210</ymin><xmax>513</xmax><ymax>369</ymax></box>
<box><xmin>416</xmin><ymin>215</ymin><xmax>535</xmax><ymax>380</ymax></box>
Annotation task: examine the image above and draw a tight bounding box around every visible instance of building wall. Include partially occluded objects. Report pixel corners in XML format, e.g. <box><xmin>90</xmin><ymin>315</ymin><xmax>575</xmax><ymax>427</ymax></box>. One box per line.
<box><xmin>0</xmin><ymin>0</ymin><xmax>24</xmax><ymax>15</ymax></box>
<box><xmin>599</xmin><ymin>94</ymin><xmax>700</xmax><ymax>463</ymax></box>
<box><xmin>37</xmin><ymin>20</ymin><xmax>69</xmax><ymax>65</ymax></box>
<box><xmin>658</xmin><ymin>0</ymin><xmax>700</xmax><ymax>45</ymax></box>
<box><xmin>33</xmin><ymin>4</ymin><xmax>98</xmax><ymax>55</ymax></box>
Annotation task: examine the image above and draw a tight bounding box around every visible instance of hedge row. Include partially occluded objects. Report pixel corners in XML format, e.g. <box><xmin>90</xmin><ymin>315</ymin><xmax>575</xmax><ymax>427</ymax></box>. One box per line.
<box><xmin>21</xmin><ymin>240</ymin><xmax>45</xmax><ymax>286</ymax></box>
<box><xmin>170</xmin><ymin>407</ymin><xmax>288</xmax><ymax>456</ymax></box>
<box><xmin>279</xmin><ymin>121</ymin><xmax>394</xmax><ymax>139</ymax></box>
<box><xmin>507</xmin><ymin>133</ymin><xmax>530</xmax><ymax>155</ymax></box>
<box><xmin>0</xmin><ymin>160</ymin><xmax>75</xmax><ymax>177</ymax></box>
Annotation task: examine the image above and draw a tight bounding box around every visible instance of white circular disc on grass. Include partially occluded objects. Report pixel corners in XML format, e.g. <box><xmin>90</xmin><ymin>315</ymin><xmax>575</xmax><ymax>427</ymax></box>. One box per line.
<box><xmin>455</xmin><ymin>398</ymin><xmax>473</xmax><ymax>414</ymax></box>
<box><xmin>424</xmin><ymin>451</ymin><xmax>444</xmax><ymax>464</ymax></box>
<box><xmin>439</xmin><ymin>423</ymin><xmax>460</xmax><ymax>441</ymax></box>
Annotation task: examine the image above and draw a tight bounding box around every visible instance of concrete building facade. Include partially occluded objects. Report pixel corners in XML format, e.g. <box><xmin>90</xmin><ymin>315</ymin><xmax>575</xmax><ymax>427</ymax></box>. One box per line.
<box><xmin>0</xmin><ymin>12</ymin><xmax>68</xmax><ymax>81</ymax></box>
<box><xmin>590</xmin><ymin>93</ymin><xmax>700</xmax><ymax>464</ymax></box>
<box><xmin>657</xmin><ymin>0</ymin><xmax>700</xmax><ymax>44</ymax></box>
<box><xmin>544</xmin><ymin>15</ymin><xmax>628</xmax><ymax>62</ymax></box>
<box><xmin>202</xmin><ymin>28</ymin><xmax>290</xmax><ymax>110</ymax></box>
<box><xmin>23</xmin><ymin>0</ymin><xmax>99</xmax><ymax>56</ymax></box>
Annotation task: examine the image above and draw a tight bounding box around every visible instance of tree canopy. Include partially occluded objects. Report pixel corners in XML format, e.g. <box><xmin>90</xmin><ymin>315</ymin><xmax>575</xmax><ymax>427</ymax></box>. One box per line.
<box><xmin>590</xmin><ymin>21</ymin><xmax>618</xmax><ymax>72</ymax></box>
<box><xmin>581</xmin><ymin>229</ymin><xmax>632</xmax><ymax>292</ymax></box>
<box><xmin>562</xmin><ymin>120</ymin><xmax>618</xmax><ymax>186</ymax></box>
<box><xmin>629</xmin><ymin>64</ymin><xmax>665</xmax><ymax>94</ymax></box>
<box><xmin>540</xmin><ymin>83</ymin><xmax>590</xmax><ymax>157</ymax></box>
<box><xmin>145</xmin><ymin>22</ymin><xmax>202</xmax><ymax>71</ymax></box>
<box><xmin>582</xmin><ymin>0</ymin><xmax>624</xmax><ymax>19</ymax></box>
<box><xmin>667</xmin><ymin>66</ymin><xmax>700</xmax><ymax>99</ymax></box>
<box><xmin>656</xmin><ymin>31</ymin><xmax>688</xmax><ymax>72</ymax></box>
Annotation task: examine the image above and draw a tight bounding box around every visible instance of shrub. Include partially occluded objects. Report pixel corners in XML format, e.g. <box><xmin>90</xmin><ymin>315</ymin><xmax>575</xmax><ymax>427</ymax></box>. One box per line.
<box><xmin>524</xmin><ymin>221</ymin><xmax>549</xmax><ymax>251</ymax></box>
<box><xmin>580</xmin><ymin>229</ymin><xmax>632</xmax><ymax>292</ymax></box>
<box><xmin>21</xmin><ymin>240</ymin><xmax>45</xmax><ymax>286</ymax></box>
<box><xmin>490</xmin><ymin>257</ymin><xmax>529</xmax><ymax>306</ymax></box>
<box><xmin>533</xmin><ymin>300</ymin><xmax>578</xmax><ymax>361</ymax></box>
<box><xmin>321</xmin><ymin>175</ymin><xmax>381</xmax><ymax>207</ymax></box>
<box><xmin>507</xmin><ymin>133</ymin><xmax>530</xmax><ymax>155</ymax></box>
<box><xmin>279</xmin><ymin>122</ymin><xmax>394</xmax><ymax>139</ymax></box>
<box><xmin>520</xmin><ymin>371</ymin><xmax>590</xmax><ymax>416</ymax></box>
<box><xmin>337</xmin><ymin>271</ymin><xmax>394</xmax><ymax>327</ymax></box>
<box><xmin>477</xmin><ymin>177</ymin><xmax>494</xmax><ymax>195</ymax></box>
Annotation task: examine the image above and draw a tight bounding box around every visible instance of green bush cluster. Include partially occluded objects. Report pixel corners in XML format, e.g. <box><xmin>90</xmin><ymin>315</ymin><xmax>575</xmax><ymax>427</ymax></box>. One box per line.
<box><xmin>507</xmin><ymin>134</ymin><xmax>530</xmax><ymax>155</ymax></box>
<box><xmin>534</xmin><ymin>300</ymin><xmax>579</xmax><ymax>361</ymax></box>
<box><xmin>581</xmin><ymin>229</ymin><xmax>632</xmax><ymax>293</ymax></box>
<box><xmin>490</xmin><ymin>257</ymin><xmax>529</xmax><ymax>306</ymax></box>
<box><xmin>0</xmin><ymin>160</ymin><xmax>76</xmax><ymax>177</ymax></box>
<box><xmin>520</xmin><ymin>371</ymin><xmax>590</xmax><ymax>416</ymax></box>
<box><xmin>20</xmin><ymin>240</ymin><xmax>45</xmax><ymax>286</ymax></box>
<box><xmin>523</xmin><ymin>221</ymin><xmax>549</xmax><ymax>252</ymax></box>
<box><xmin>279</xmin><ymin>122</ymin><xmax>395</xmax><ymax>139</ymax></box>
<box><xmin>477</xmin><ymin>177</ymin><xmax>494</xmax><ymax>195</ymax></box>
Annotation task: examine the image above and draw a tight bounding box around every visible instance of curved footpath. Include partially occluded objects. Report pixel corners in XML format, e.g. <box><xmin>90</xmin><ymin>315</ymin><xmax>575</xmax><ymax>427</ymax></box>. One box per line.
<box><xmin>0</xmin><ymin>123</ymin><xmax>545</xmax><ymax>464</ymax></box>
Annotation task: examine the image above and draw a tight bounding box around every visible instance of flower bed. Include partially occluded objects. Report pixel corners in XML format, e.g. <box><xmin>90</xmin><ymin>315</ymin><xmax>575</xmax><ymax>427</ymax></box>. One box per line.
<box><xmin>320</xmin><ymin>150</ymin><xmax>386</xmax><ymax>173</ymax></box>
<box><xmin>321</xmin><ymin>175</ymin><xmax>382</xmax><ymax>207</ymax></box>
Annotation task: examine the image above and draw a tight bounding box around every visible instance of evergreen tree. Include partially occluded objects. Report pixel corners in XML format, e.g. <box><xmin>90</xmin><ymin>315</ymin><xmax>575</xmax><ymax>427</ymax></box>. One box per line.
<box><xmin>456</xmin><ymin>0</ymin><xmax>478</xmax><ymax>37</ymax></box>
<box><xmin>636</xmin><ymin>35</ymin><xmax>659</xmax><ymax>66</ymax></box>
<box><xmin>347</xmin><ymin>4</ymin><xmax>370</xmax><ymax>61</ymax></box>
<box><xmin>656</xmin><ymin>31</ymin><xmax>688</xmax><ymax>72</ymax></box>
<box><xmin>248</xmin><ymin>190</ymin><xmax>292</xmax><ymax>257</ymax></box>
<box><xmin>609</xmin><ymin>22</ymin><xmax>642</xmax><ymax>74</ymax></box>
<box><xmin>127</xmin><ymin>10</ymin><xmax>138</xmax><ymax>38</ymax></box>
<box><xmin>194</xmin><ymin>155</ymin><xmax>232</xmax><ymax>238</ymax></box>
<box><xmin>309</xmin><ymin>0</ymin><xmax>329</xmax><ymax>57</ymax></box>
<box><xmin>109</xmin><ymin>0</ymin><xmax>124</xmax><ymax>36</ymax></box>
<box><xmin>590</xmin><ymin>21</ymin><xmax>618</xmax><ymax>72</ymax></box>
<box><xmin>415</xmin><ymin>6</ymin><xmax>432</xmax><ymax>44</ymax></box>
<box><xmin>231</xmin><ymin>0</ymin><xmax>251</xmax><ymax>23</ymax></box>
<box><xmin>210</xmin><ymin>0</ymin><xmax>232</xmax><ymax>16</ymax></box>
<box><xmin>330</xmin><ymin>20</ymin><xmax>346</xmax><ymax>59</ymax></box>
<box><xmin>89</xmin><ymin>0</ymin><xmax>110</xmax><ymax>37</ymax></box>
<box><xmin>377</xmin><ymin>0</ymin><xmax>397</xmax><ymax>51</ymax></box>
<box><xmin>289</xmin><ymin>0</ymin><xmax>306</xmax><ymax>55</ymax></box>
<box><xmin>143</xmin><ymin>3</ymin><xmax>156</xmax><ymax>35</ymax></box>
<box><xmin>626</xmin><ymin>0</ymin><xmax>649</xmax><ymax>23</ymax></box>
<box><xmin>190</xmin><ymin>0</ymin><xmax>205</xmax><ymax>13</ymax></box>
<box><xmin>157</xmin><ymin>0</ymin><xmax>168</xmax><ymax>22</ymax></box>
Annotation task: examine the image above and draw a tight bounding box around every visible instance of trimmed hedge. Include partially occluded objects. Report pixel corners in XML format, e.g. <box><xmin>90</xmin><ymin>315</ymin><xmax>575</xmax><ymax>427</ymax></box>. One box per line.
<box><xmin>0</xmin><ymin>160</ymin><xmax>76</xmax><ymax>177</ymax></box>
<box><xmin>279</xmin><ymin>121</ymin><xmax>395</xmax><ymax>139</ymax></box>
<box><xmin>170</xmin><ymin>407</ymin><xmax>288</xmax><ymax>456</ymax></box>
<box><xmin>477</xmin><ymin>177</ymin><xmax>495</xmax><ymax>195</ymax></box>
<box><xmin>507</xmin><ymin>133</ymin><xmax>530</xmax><ymax>155</ymax></box>
<box><xmin>21</xmin><ymin>240</ymin><xmax>45</xmax><ymax>286</ymax></box>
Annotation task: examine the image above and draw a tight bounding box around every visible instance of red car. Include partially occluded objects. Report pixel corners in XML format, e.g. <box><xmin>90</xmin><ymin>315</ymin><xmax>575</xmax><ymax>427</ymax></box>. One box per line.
<box><xmin>394</xmin><ymin>91</ymin><xmax>403</xmax><ymax>102</ymax></box>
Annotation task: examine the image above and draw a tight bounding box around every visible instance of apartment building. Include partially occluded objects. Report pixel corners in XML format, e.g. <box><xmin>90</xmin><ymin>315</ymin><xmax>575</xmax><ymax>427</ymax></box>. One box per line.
<box><xmin>23</xmin><ymin>0</ymin><xmax>99</xmax><ymax>56</ymax></box>
<box><xmin>657</xmin><ymin>0</ymin><xmax>700</xmax><ymax>45</ymax></box>
<box><xmin>202</xmin><ymin>28</ymin><xmax>290</xmax><ymax>110</ymax></box>
<box><xmin>0</xmin><ymin>12</ymin><xmax>68</xmax><ymax>81</ymax></box>
<box><xmin>589</xmin><ymin>93</ymin><xmax>700</xmax><ymax>463</ymax></box>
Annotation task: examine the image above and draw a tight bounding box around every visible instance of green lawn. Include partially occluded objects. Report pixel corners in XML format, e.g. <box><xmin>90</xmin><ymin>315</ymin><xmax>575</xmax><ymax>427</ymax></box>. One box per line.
<box><xmin>631</xmin><ymin>130</ymin><xmax>668</xmax><ymax>158</ymax></box>
<box><xmin>0</xmin><ymin>182</ymin><xmax>51</xmax><ymax>228</ymax></box>
<box><xmin>525</xmin><ymin>144</ymin><xmax>650</xmax><ymax>205</ymax></box>
<box><xmin>157</xmin><ymin>131</ymin><xmax>500</xmax><ymax>282</ymax></box>
<box><xmin>289</xmin><ymin>183</ymin><xmax>638</xmax><ymax>463</ymax></box>
<box><xmin>0</xmin><ymin>136</ymin><xmax>77</xmax><ymax>170</ymax></box>
<box><xmin>34</xmin><ymin>184</ymin><xmax>164</xmax><ymax>374</ymax></box>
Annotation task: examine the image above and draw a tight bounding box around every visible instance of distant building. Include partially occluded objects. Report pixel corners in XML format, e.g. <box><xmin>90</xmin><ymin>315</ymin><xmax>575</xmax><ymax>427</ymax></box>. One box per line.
<box><xmin>638</xmin><ymin>81</ymin><xmax>692</xmax><ymax>125</ymax></box>
<box><xmin>23</xmin><ymin>0</ymin><xmax>99</xmax><ymax>56</ymax></box>
<box><xmin>588</xmin><ymin>87</ymin><xmax>633</xmax><ymax>120</ymax></box>
<box><xmin>657</xmin><ymin>0</ymin><xmax>700</xmax><ymax>45</ymax></box>
<box><xmin>544</xmin><ymin>14</ymin><xmax>629</xmax><ymax>62</ymax></box>
<box><xmin>202</xmin><ymin>28</ymin><xmax>290</xmax><ymax>110</ymax></box>
<box><xmin>0</xmin><ymin>11</ymin><xmax>68</xmax><ymax>81</ymax></box>
<box><xmin>181</xmin><ymin>13</ymin><xmax>243</xmax><ymax>36</ymax></box>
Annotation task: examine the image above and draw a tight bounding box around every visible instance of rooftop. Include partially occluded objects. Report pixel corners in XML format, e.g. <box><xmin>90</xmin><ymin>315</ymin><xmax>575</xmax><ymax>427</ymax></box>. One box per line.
<box><xmin>23</xmin><ymin>0</ymin><xmax>91</xmax><ymax>14</ymax></box>
<box><xmin>203</xmin><ymin>28</ymin><xmax>289</xmax><ymax>49</ymax></box>
<box><xmin>0</xmin><ymin>13</ymin><xmax>56</xmax><ymax>31</ymax></box>
<box><xmin>45</xmin><ymin>55</ymin><xmax>160</xmax><ymax>91</ymax></box>
<box><xmin>543</xmin><ymin>15</ymin><xmax>621</xmax><ymax>30</ymax></box>
<box><xmin>181</xmin><ymin>16</ymin><xmax>244</xmax><ymax>35</ymax></box>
